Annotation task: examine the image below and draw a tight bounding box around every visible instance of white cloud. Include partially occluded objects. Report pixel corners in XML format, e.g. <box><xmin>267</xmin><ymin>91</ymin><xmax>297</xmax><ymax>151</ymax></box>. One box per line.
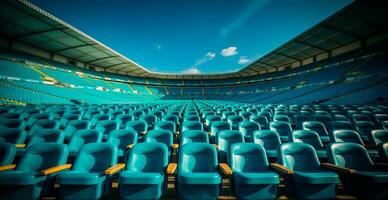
<box><xmin>182</xmin><ymin>66</ymin><xmax>201</xmax><ymax>74</ymax></box>
<box><xmin>193</xmin><ymin>51</ymin><xmax>216</xmax><ymax>66</ymax></box>
<box><xmin>221</xmin><ymin>47</ymin><xmax>238</xmax><ymax>57</ymax></box>
<box><xmin>206</xmin><ymin>52</ymin><xmax>216</xmax><ymax>59</ymax></box>
<box><xmin>238</xmin><ymin>56</ymin><xmax>251</xmax><ymax>64</ymax></box>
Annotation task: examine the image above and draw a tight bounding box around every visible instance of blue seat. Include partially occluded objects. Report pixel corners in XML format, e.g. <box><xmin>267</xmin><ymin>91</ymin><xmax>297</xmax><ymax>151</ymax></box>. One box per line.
<box><xmin>269</xmin><ymin>121</ymin><xmax>292</xmax><ymax>142</ymax></box>
<box><xmin>155</xmin><ymin>120</ymin><xmax>176</xmax><ymax>134</ymax></box>
<box><xmin>59</xmin><ymin>114</ymin><xmax>81</xmax><ymax>128</ymax></box>
<box><xmin>115</xmin><ymin>114</ymin><xmax>133</xmax><ymax>128</ymax></box>
<box><xmin>273</xmin><ymin>115</ymin><xmax>291</xmax><ymax>123</ymax></box>
<box><xmin>163</xmin><ymin>114</ymin><xmax>179</xmax><ymax>125</ymax></box>
<box><xmin>27</xmin><ymin>129</ymin><xmax>64</xmax><ymax>147</ymax></box>
<box><xmin>63</xmin><ymin>120</ymin><xmax>91</xmax><ymax>141</ymax></box>
<box><xmin>145</xmin><ymin>129</ymin><xmax>173</xmax><ymax>155</ymax></box>
<box><xmin>119</xmin><ymin>142</ymin><xmax>168</xmax><ymax>200</ymax></box>
<box><xmin>28</xmin><ymin>119</ymin><xmax>59</xmax><ymax>137</ymax></box>
<box><xmin>250</xmin><ymin>115</ymin><xmax>269</xmax><ymax>130</ymax></box>
<box><xmin>0</xmin><ymin>112</ymin><xmax>22</xmax><ymax>119</ymax></box>
<box><xmin>90</xmin><ymin>114</ymin><xmax>111</xmax><ymax>127</ymax></box>
<box><xmin>125</xmin><ymin>120</ymin><xmax>148</xmax><ymax>136</ymax></box>
<box><xmin>205</xmin><ymin>115</ymin><xmax>222</xmax><ymax>126</ymax></box>
<box><xmin>302</xmin><ymin>121</ymin><xmax>330</xmax><ymax>143</ymax></box>
<box><xmin>229</xmin><ymin>143</ymin><xmax>279</xmax><ymax>200</ymax></box>
<box><xmin>180</xmin><ymin>130</ymin><xmax>209</xmax><ymax>146</ymax></box>
<box><xmin>68</xmin><ymin>129</ymin><xmax>103</xmax><ymax>156</ymax></box>
<box><xmin>131</xmin><ymin>110</ymin><xmax>145</xmax><ymax>120</ymax></box>
<box><xmin>274</xmin><ymin>143</ymin><xmax>340</xmax><ymax>199</ymax></box>
<box><xmin>370</xmin><ymin>130</ymin><xmax>388</xmax><ymax>145</ymax></box>
<box><xmin>0</xmin><ymin>143</ymin><xmax>69</xmax><ymax>200</ymax></box>
<box><xmin>326</xmin><ymin>143</ymin><xmax>388</xmax><ymax>199</ymax></box>
<box><xmin>181</xmin><ymin>121</ymin><xmax>203</xmax><ymax>133</ymax></box>
<box><xmin>210</xmin><ymin>121</ymin><xmax>231</xmax><ymax>142</ymax></box>
<box><xmin>150</xmin><ymin>110</ymin><xmax>163</xmax><ymax>121</ymax></box>
<box><xmin>0</xmin><ymin>127</ymin><xmax>26</xmax><ymax>144</ymax></box>
<box><xmin>222</xmin><ymin>111</ymin><xmax>235</xmax><ymax>120</ymax></box>
<box><xmin>177</xmin><ymin>143</ymin><xmax>221</xmax><ymax>200</ymax></box>
<box><xmin>0</xmin><ymin>142</ymin><xmax>16</xmax><ymax>166</ymax></box>
<box><xmin>238</xmin><ymin>121</ymin><xmax>260</xmax><ymax>142</ymax></box>
<box><xmin>291</xmin><ymin>130</ymin><xmax>326</xmax><ymax>159</ymax></box>
<box><xmin>239</xmin><ymin>111</ymin><xmax>253</xmax><ymax>121</ymax></box>
<box><xmin>95</xmin><ymin>120</ymin><xmax>119</xmax><ymax>138</ymax></box>
<box><xmin>378</xmin><ymin>142</ymin><xmax>388</xmax><ymax>163</ymax></box>
<box><xmin>216</xmin><ymin>130</ymin><xmax>244</xmax><ymax>163</ymax></box>
<box><xmin>253</xmin><ymin>130</ymin><xmax>281</xmax><ymax>160</ymax></box>
<box><xmin>140</xmin><ymin>114</ymin><xmax>158</xmax><ymax>130</ymax></box>
<box><xmin>227</xmin><ymin>115</ymin><xmax>244</xmax><ymax>130</ymax></box>
<box><xmin>58</xmin><ymin>143</ymin><xmax>120</xmax><ymax>200</ymax></box>
<box><xmin>107</xmin><ymin>129</ymin><xmax>137</xmax><ymax>158</ymax></box>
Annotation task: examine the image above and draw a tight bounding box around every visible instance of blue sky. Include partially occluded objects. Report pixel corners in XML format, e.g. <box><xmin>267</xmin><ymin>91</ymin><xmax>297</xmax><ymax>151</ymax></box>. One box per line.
<box><xmin>30</xmin><ymin>0</ymin><xmax>351</xmax><ymax>74</ymax></box>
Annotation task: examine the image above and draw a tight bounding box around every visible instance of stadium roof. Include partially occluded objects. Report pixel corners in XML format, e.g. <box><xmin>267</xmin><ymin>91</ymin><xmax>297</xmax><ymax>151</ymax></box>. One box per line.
<box><xmin>0</xmin><ymin>0</ymin><xmax>387</xmax><ymax>79</ymax></box>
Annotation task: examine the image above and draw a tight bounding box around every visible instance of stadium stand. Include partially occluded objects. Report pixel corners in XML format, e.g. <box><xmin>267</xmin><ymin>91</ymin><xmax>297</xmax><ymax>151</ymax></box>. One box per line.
<box><xmin>0</xmin><ymin>0</ymin><xmax>388</xmax><ymax>199</ymax></box>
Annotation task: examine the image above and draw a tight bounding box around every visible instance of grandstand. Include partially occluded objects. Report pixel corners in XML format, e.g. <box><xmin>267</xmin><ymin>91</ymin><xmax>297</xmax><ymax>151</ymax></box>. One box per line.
<box><xmin>0</xmin><ymin>0</ymin><xmax>387</xmax><ymax>200</ymax></box>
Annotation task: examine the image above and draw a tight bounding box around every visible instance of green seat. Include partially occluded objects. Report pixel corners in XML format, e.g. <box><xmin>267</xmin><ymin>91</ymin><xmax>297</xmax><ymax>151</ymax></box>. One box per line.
<box><xmin>145</xmin><ymin>129</ymin><xmax>173</xmax><ymax>155</ymax></box>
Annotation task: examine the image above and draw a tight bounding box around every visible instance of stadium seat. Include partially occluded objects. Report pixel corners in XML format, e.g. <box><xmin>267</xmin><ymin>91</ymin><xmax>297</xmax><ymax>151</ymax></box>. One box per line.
<box><xmin>163</xmin><ymin>114</ymin><xmax>180</xmax><ymax>125</ymax></box>
<box><xmin>27</xmin><ymin>129</ymin><xmax>64</xmax><ymax>147</ymax></box>
<box><xmin>115</xmin><ymin>114</ymin><xmax>133</xmax><ymax>128</ymax></box>
<box><xmin>126</xmin><ymin>120</ymin><xmax>148</xmax><ymax>136</ymax></box>
<box><xmin>239</xmin><ymin>111</ymin><xmax>253</xmax><ymax>121</ymax></box>
<box><xmin>144</xmin><ymin>129</ymin><xmax>174</xmax><ymax>155</ymax></box>
<box><xmin>107</xmin><ymin>129</ymin><xmax>138</xmax><ymax>158</ymax></box>
<box><xmin>140</xmin><ymin>114</ymin><xmax>158</xmax><ymax>130</ymax></box>
<box><xmin>269</xmin><ymin>121</ymin><xmax>292</xmax><ymax>142</ymax></box>
<box><xmin>238</xmin><ymin>121</ymin><xmax>260</xmax><ymax>142</ymax></box>
<box><xmin>216</xmin><ymin>130</ymin><xmax>244</xmax><ymax>163</ymax></box>
<box><xmin>184</xmin><ymin>115</ymin><xmax>200</xmax><ymax>122</ymax></box>
<box><xmin>58</xmin><ymin>143</ymin><xmax>120</xmax><ymax>200</ymax></box>
<box><xmin>272</xmin><ymin>143</ymin><xmax>340</xmax><ymax>199</ymax></box>
<box><xmin>0</xmin><ymin>142</ymin><xmax>16</xmax><ymax>166</ymax></box>
<box><xmin>291</xmin><ymin>130</ymin><xmax>326</xmax><ymax>159</ymax></box>
<box><xmin>63</xmin><ymin>120</ymin><xmax>91</xmax><ymax>141</ymax></box>
<box><xmin>155</xmin><ymin>120</ymin><xmax>176</xmax><ymax>134</ymax></box>
<box><xmin>68</xmin><ymin>129</ymin><xmax>103</xmax><ymax>156</ymax></box>
<box><xmin>0</xmin><ymin>118</ymin><xmax>25</xmax><ymax>129</ymax></box>
<box><xmin>325</xmin><ymin>143</ymin><xmax>388</xmax><ymax>199</ymax></box>
<box><xmin>95</xmin><ymin>120</ymin><xmax>119</xmax><ymax>138</ymax></box>
<box><xmin>227</xmin><ymin>115</ymin><xmax>244</xmax><ymax>130</ymax></box>
<box><xmin>250</xmin><ymin>115</ymin><xmax>269</xmax><ymax>130</ymax></box>
<box><xmin>0</xmin><ymin>127</ymin><xmax>26</xmax><ymax>144</ymax></box>
<box><xmin>377</xmin><ymin>142</ymin><xmax>388</xmax><ymax>163</ymax></box>
<box><xmin>273</xmin><ymin>115</ymin><xmax>291</xmax><ymax>123</ymax></box>
<box><xmin>253</xmin><ymin>130</ymin><xmax>281</xmax><ymax>160</ymax></box>
<box><xmin>119</xmin><ymin>142</ymin><xmax>169</xmax><ymax>200</ymax></box>
<box><xmin>0</xmin><ymin>143</ymin><xmax>69</xmax><ymax>200</ymax></box>
<box><xmin>328</xmin><ymin>120</ymin><xmax>356</xmax><ymax>134</ymax></box>
<box><xmin>370</xmin><ymin>130</ymin><xmax>388</xmax><ymax>145</ymax></box>
<box><xmin>229</xmin><ymin>143</ymin><xmax>279</xmax><ymax>200</ymax></box>
<box><xmin>90</xmin><ymin>114</ymin><xmax>111</xmax><ymax>127</ymax></box>
<box><xmin>210</xmin><ymin>121</ymin><xmax>231</xmax><ymax>142</ymax></box>
<box><xmin>28</xmin><ymin>119</ymin><xmax>59</xmax><ymax>137</ymax></box>
<box><xmin>180</xmin><ymin>130</ymin><xmax>209</xmax><ymax>146</ymax></box>
<box><xmin>181</xmin><ymin>121</ymin><xmax>203</xmax><ymax>133</ymax></box>
<box><xmin>356</xmin><ymin>121</ymin><xmax>376</xmax><ymax>141</ymax></box>
<box><xmin>205</xmin><ymin>115</ymin><xmax>222</xmax><ymax>126</ymax></box>
<box><xmin>302</xmin><ymin>121</ymin><xmax>331</xmax><ymax>143</ymax></box>
<box><xmin>177</xmin><ymin>143</ymin><xmax>221</xmax><ymax>200</ymax></box>
<box><xmin>59</xmin><ymin>114</ymin><xmax>81</xmax><ymax>128</ymax></box>
<box><xmin>25</xmin><ymin>113</ymin><xmax>52</xmax><ymax>128</ymax></box>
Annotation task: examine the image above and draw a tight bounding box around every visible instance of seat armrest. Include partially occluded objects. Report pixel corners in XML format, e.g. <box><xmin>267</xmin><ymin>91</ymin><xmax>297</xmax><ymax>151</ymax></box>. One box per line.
<box><xmin>171</xmin><ymin>144</ymin><xmax>179</xmax><ymax>149</ymax></box>
<box><xmin>166</xmin><ymin>163</ymin><xmax>177</xmax><ymax>175</ymax></box>
<box><xmin>213</xmin><ymin>144</ymin><xmax>219</xmax><ymax>149</ymax></box>
<box><xmin>126</xmin><ymin>144</ymin><xmax>135</xmax><ymax>149</ymax></box>
<box><xmin>270</xmin><ymin>163</ymin><xmax>293</xmax><ymax>174</ymax></box>
<box><xmin>15</xmin><ymin>144</ymin><xmax>26</xmax><ymax>148</ymax></box>
<box><xmin>40</xmin><ymin>164</ymin><xmax>72</xmax><ymax>175</ymax></box>
<box><xmin>0</xmin><ymin>164</ymin><xmax>16</xmax><ymax>172</ymax></box>
<box><xmin>374</xmin><ymin>163</ymin><xmax>388</xmax><ymax>170</ymax></box>
<box><xmin>105</xmin><ymin>163</ymin><xmax>125</xmax><ymax>175</ymax></box>
<box><xmin>141</xmin><ymin>131</ymin><xmax>147</xmax><ymax>135</ymax></box>
<box><xmin>219</xmin><ymin>163</ymin><xmax>232</xmax><ymax>176</ymax></box>
<box><xmin>321</xmin><ymin>163</ymin><xmax>356</xmax><ymax>174</ymax></box>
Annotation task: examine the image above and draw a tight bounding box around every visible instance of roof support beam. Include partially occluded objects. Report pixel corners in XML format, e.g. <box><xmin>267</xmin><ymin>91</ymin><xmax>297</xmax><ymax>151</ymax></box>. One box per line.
<box><xmin>87</xmin><ymin>55</ymin><xmax>120</xmax><ymax>64</ymax></box>
<box><xmin>13</xmin><ymin>27</ymin><xmax>68</xmax><ymax>39</ymax></box>
<box><xmin>320</xmin><ymin>24</ymin><xmax>362</xmax><ymax>40</ymax></box>
<box><xmin>273</xmin><ymin>52</ymin><xmax>301</xmax><ymax>62</ymax></box>
<box><xmin>105</xmin><ymin>62</ymin><xmax>127</xmax><ymax>69</ymax></box>
<box><xmin>53</xmin><ymin>43</ymin><xmax>97</xmax><ymax>53</ymax></box>
<box><xmin>295</xmin><ymin>40</ymin><xmax>329</xmax><ymax>52</ymax></box>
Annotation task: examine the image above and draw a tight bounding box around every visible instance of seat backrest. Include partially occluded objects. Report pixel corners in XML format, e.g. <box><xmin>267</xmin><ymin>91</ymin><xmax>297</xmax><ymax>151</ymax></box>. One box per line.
<box><xmin>116</xmin><ymin>114</ymin><xmax>134</xmax><ymax>125</ymax></box>
<box><xmin>17</xmin><ymin>143</ymin><xmax>68</xmax><ymax>172</ymax></box>
<box><xmin>332</xmin><ymin>130</ymin><xmax>364</xmax><ymax>145</ymax></box>
<box><xmin>328</xmin><ymin>121</ymin><xmax>356</xmax><ymax>133</ymax></box>
<box><xmin>95</xmin><ymin>120</ymin><xmax>119</xmax><ymax>135</ymax></box>
<box><xmin>291</xmin><ymin>130</ymin><xmax>323</xmax><ymax>150</ymax></box>
<box><xmin>180</xmin><ymin>130</ymin><xmax>209</xmax><ymax>146</ymax></box>
<box><xmin>0</xmin><ymin>142</ymin><xmax>17</xmax><ymax>166</ymax></box>
<box><xmin>68</xmin><ymin>129</ymin><xmax>102</xmax><ymax>153</ymax></box>
<box><xmin>125</xmin><ymin>120</ymin><xmax>147</xmax><ymax>134</ymax></box>
<box><xmin>64</xmin><ymin>120</ymin><xmax>91</xmax><ymax>138</ymax></box>
<box><xmin>184</xmin><ymin>115</ymin><xmax>200</xmax><ymax>122</ymax></box>
<box><xmin>227</xmin><ymin>115</ymin><xmax>244</xmax><ymax>125</ymax></box>
<box><xmin>327</xmin><ymin>142</ymin><xmax>374</xmax><ymax>170</ymax></box>
<box><xmin>107</xmin><ymin>129</ymin><xmax>138</xmax><ymax>150</ymax></box>
<box><xmin>205</xmin><ymin>115</ymin><xmax>222</xmax><ymax>126</ymax></box>
<box><xmin>274</xmin><ymin>115</ymin><xmax>290</xmax><ymax>123</ymax></box>
<box><xmin>371</xmin><ymin>130</ymin><xmax>388</xmax><ymax>145</ymax></box>
<box><xmin>356</xmin><ymin>121</ymin><xmax>376</xmax><ymax>136</ymax></box>
<box><xmin>253</xmin><ymin>130</ymin><xmax>281</xmax><ymax>150</ymax></box>
<box><xmin>72</xmin><ymin>143</ymin><xmax>117</xmax><ymax>173</ymax></box>
<box><xmin>163</xmin><ymin>114</ymin><xmax>179</xmax><ymax>124</ymax></box>
<box><xmin>229</xmin><ymin>143</ymin><xmax>269</xmax><ymax>172</ymax></box>
<box><xmin>140</xmin><ymin>114</ymin><xmax>157</xmax><ymax>126</ymax></box>
<box><xmin>302</xmin><ymin>121</ymin><xmax>329</xmax><ymax>137</ymax></box>
<box><xmin>269</xmin><ymin>121</ymin><xmax>292</xmax><ymax>137</ymax></box>
<box><xmin>181</xmin><ymin>121</ymin><xmax>203</xmax><ymax>132</ymax></box>
<box><xmin>210</xmin><ymin>121</ymin><xmax>231</xmax><ymax>136</ymax></box>
<box><xmin>145</xmin><ymin>129</ymin><xmax>173</xmax><ymax>148</ymax></box>
<box><xmin>0</xmin><ymin>127</ymin><xmax>26</xmax><ymax>144</ymax></box>
<box><xmin>278</xmin><ymin>143</ymin><xmax>320</xmax><ymax>171</ymax></box>
<box><xmin>179</xmin><ymin>143</ymin><xmax>218</xmax><ymax>173</ymax></box>
<box><xmin>155</xmin><ymin>120</ymin><xmax>176</xmax><ymax>133</ymax></box>
<box><xmin>131</xmin><ymin>110</ymin><xmax>145</xmax><ymax>120</ymax></box>
<box><xmin>238</xmin><ymin>121</ymin><xmax>260</xmax><ymax>138</ymax></box>
<box><xmin>0</xmin><ymin>118</ymin><xmax>24</xmax><ymax>129</ymax></box>
<box><xmin>126</xmin><ymin>142</ymin><xmax>168</xmax><ymax>173</ymax></box>
<box><xmin>216</xmin><ymin>130</ymin><xmax>244</xmax><ymax>154</ymax></box>
<box><xmin>29</xmin><ymin>119</ymin><xmax>59</xmax><ymax>136</ymax></box>
<box><xmin>28</xmin><ymin>129</ymin><xmax>64</xmax><ymax>147</ymax></box>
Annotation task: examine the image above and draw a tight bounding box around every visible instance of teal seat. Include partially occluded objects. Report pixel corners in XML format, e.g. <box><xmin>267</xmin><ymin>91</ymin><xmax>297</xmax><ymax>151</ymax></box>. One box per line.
<box><xmin>163</xmin><ymin>114</ymin><xmax>179</xmax><ymax>125</ymax></box>
<box><xmin>238</xmin><ymin>121</ymin><xmax>260</xmax><ymax>142</ymax></box>
<box><xmin>150</xmin><ymin>110</ymin><xmax>163</xmax><ymax>120</ymax></box>
<box><xmin>90</xmin><ymin>114</ymin><xmax>111</xmax><ymax>128</ymax></box>
<box><xmin>210</xmin><ymin>121</ymin><xmax>231</xmax><ymax>142</ymax></box>
<box><xmin>83</xmin><ymin>110</ymin><xmax>101</xmax><ymax>120</ymax></box>
<box><xmin>257</xmin><ymin>111</ymin><xmax>272</xmax><ymax>123</ymax></box>
<box><xmin>291</xmin><ymin>130</ymin><xmax>326</xmax><ymax>159</ymax></box>
<box><xmin>119</xmin><ymin>142</ymin><xmax>168</xmax><ymax>200</ymax></box>
<box><xmin>115</xmin><ymin>114</ymin><xmax>133</xmax><ymax>128</ymax></box>
<box><xmin>356</xmin><ymin>121</ymin><xmax>376</xmax><ymax>142</ymax></box>
<box><xmin>0</xmin><ymin>142</ymin><xmax>16</xmax><ymax>166</ymax></box>
<box><xmin>140</xmin><ymin>114</ymin><xmax>158</xmax><ymax>130</ymax></box>
<box><xmin>58</xmin><ymin>143</ymin><xmax>118</xmax><ymax>200</ymax></box>
<box><xmin>27</xmin><ymin>129</ymin><xmax>64</xmax><ymax>147</ymax></box>
<box><xmin>155</xmin><ymin>120</ymin><xmax>176</xmax><ymax>134</ymax></box>
<box><xmin>95</xmin><ymin>120</ymin><xmax>119</xmax><ymax>138</ymax></box>
<box><xmin>181</xmin><ymin>121</ymin><xmax>203</xmax><ymax>133</ymax></box>
<box><xmin>131</xmin><ymin>110</ymin><xmax>145</xmax><ymax>120</ymax></box>
<box><xmin>302</xmin><ymin>121</ymin><xmax>330</xmax><ymax>143</ymax></box>
<box><xmin>328</xmin><ymin>120</ymin><xmax>356</xmax><ymax>134</ymax></box>
<box><xmin>0</xmin><ymin>118</ymin><xmax>25</xmax><ymax>129</ymax></box>
<box><xmin>216</xmin><ymin>130</ymin><xmax>244</xmax><ymax>163</ymax></box>
<box><xmin>145</xmin><ymin>130</ymin><xmax>173</xmax><ymax>155</ymax></box>
<box><xmin>239</xmin><ymin>111</ymin><xmax>253</xmax><ymax>121</ymax></box>
<box><xmin>250</xmin><ymin>115</ymin><xmax>269</xmax><ymax>130</ymax></box>
<box><xmin>205</xmin><ymin>115</ymin><xmax>222</xmax><ymax>126</ymax></box>
<box><xmin>26</xmin><ymin>113</ymin><xmax>52</xmax><ymax>129</ymax></box>
<box><xmin>327</xmin><ymin>143</ymin><xmax>388</xmax><ymax>199</ymax></box>
<box><xmin>370</xmin><ymin>130</ymin><xmax>388</xmax><ymax>145</ymax></box>
<box><xmin>222</xmin><ymin>111</ymin><xmax>235</xmax><ymax>120</ymax></box>
<box><xmin>269</xmin><ymin>121</ymin><xmax>292</xmax><ymax>142</ymax></box>
<box><xmin>227</xmin><ymin>115</ymin><xmax>244</xmax><ymax>130</ymax></box>
<box><xmin>184</xmin><ymin>115</ymin><xmax>200</xmax><ymax>122</ymax></box>
<box><xmin>125</xmin><ymin>120</ymin><xmax>148</xmax><ymax>136</ymax></box>
<box><xmin>107</xmin><ymin>129</ymin><xmax>137</xmax><ymax>158</ymax></box>
<box><xmin>293</xmin><ymin>114</ymin><xmax>313</xmax><ymax>129</ymax></box>
<box><xmin>28</xmin><ymin>119</ymin><xmax>59</xmax><ymax>137</ymax></box>
<box><xmin>377</xmin><ymin>142</ymin><xmax>388</xmax><ymax>162</ymax></box>
<box><xmin>59</xmin><ymin>114</ymin><xmax>81</xmax><ymax>128</ymax></box>
<box><xmin>63</xmin><ymin>120</ymin><xmax>91</xmax><ymax>141</ymax></box>
<box><xmin>0</xmin><ymin>127</ymin><xmax>26</xmax><ymax>144</ymax></box>
<box><xmin>0</xmin><ymin>143</ymin><xmax>69</xmax><ymax>200</ymax></box>
<box><xmin>177</xmin><ymin>143</ymin><xmax>221</xmax><ymax>200</ymax></box>
<box><xmin>180</xmin><ymin>130</ymin><xmax>209</xmax><ymax>146</ymax></box>
<box><xmin>68</xmin><ymin>129</ymin><xmax>103</xmax><ymax>156</ymax></box>
<box><xmin>229</xmin><ymin>143</ymin><xmax>279</xmax><ymax>200</ymax></box>
<box><xmin>253</xmin><ymin>130</ymin><xmax>281</xmax><ymax>160</ymax></box>
<box><xmin>276</xmin><ymin>143</ymin><xmax>339</xmax><ymax>200</ymax></box>
<box><xmin>273</xmin><ymin>115</ymin><xmax>291</xmax><ymax>123</ymax></box>
<box><xmin>0</xmin><ymin>112</ymin><xmax>22</xmax><ymax>119</ymax></box>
